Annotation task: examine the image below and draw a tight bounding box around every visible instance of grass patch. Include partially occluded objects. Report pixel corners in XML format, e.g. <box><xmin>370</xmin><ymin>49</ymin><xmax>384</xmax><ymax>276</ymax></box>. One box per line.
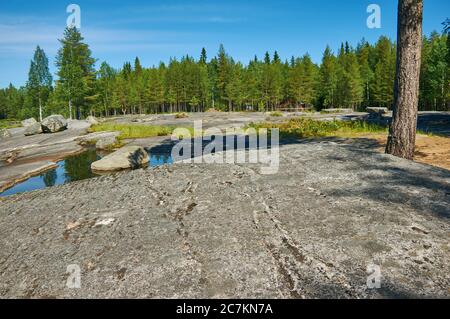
<box><xmin>269</xmin><ymin>111</ymin><xmax>284</xmax><ymax>117</ymax></box>
<box><xmin>175</xmin><ymin>112</ymin><xmax>189</xmax><ymax>119</ymax></box>
<box><xmin>248</xmin><ymin>118</ymin><xmax>387</xmax><ymax>138</ymax></box>
<box><xmin>90</xmin><ymin>123</ymin><xmax>175</xmax><ymax>139</ymax></box>
<box><xmin>102</xmin><ymin>139</ymin><xmax>126</xmax><ymax>151</ymax></box>
<box><xmin>0</xmin><ymin>119</ymin><xmax>21</xmax><ymax>129</ymax></box>
<box><xmin>89</xmin><ymin>123</ymin><xmax>201</xmax><ymax>139</ymax></box>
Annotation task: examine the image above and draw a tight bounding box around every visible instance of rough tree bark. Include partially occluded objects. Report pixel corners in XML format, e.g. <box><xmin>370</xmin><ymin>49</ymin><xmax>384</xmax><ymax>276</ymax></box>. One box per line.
<box><xmin>386</xmin><ymin>0</ymin><xmax>423</xmax><ymax>159</ymax></box>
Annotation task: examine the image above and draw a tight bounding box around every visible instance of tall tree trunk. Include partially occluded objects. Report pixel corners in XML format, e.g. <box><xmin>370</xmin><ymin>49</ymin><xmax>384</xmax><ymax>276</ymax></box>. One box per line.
<box><xmin>69</xmin><ymin>99</ymin><xmax>73</xmax><ymax>120</ymax></box>
<box><xmin>38</xmin><ymin>96</ymin><xmax>43</xmax><ymax>122</ymax></box>
<box><xmin>386</xmin><ymin>0</ymin><xmax>423</xmax><ymax>160</ymax></box>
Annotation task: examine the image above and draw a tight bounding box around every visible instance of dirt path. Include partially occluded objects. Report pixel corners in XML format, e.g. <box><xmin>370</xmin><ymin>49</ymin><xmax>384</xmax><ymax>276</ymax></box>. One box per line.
<box><xmin>346</xmin><ymin>133</ymin><xmax>450</xmax><ymax>171</ymax></box>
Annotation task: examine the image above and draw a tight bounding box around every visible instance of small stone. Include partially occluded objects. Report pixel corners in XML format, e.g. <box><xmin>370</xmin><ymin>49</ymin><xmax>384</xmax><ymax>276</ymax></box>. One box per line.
<box><xmin>86</xmin><ymin>261</ymin><xmax>96</xmax><ymax>271</ymax></box>
<box><xmin>66</xmin><ymin>221</ymin><xmax>81</xmax><ymax>231</ymax></box>
<box><xmin>94</xmin><ymin>218</ymin><xmax>116</xmax><ymax>227</ymax></box>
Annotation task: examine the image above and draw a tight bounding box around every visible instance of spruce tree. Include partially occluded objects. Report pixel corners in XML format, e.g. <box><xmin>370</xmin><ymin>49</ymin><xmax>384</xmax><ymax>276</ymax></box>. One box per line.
<box><xmin>319</xmin><ymin>46</ymin><xmax>338</xmax><ymax>108</ymax></box>
<box><xmin>55</xmin><ymin>27</ymin><xmax>96</xmax><ymax>119</ymax></box>
<box><xmin>200</xmin><ymin>48</ymin><xmax>207</xmax><ymax>65</ymax></box>
<box><xmin>26</xmin><ymin>46</ymin><xmax>53</xmax><ymax>121</ymax></box>
<box><xmin>97</xmin><ymin>62</ymin><xmax>116</xmax><ymax>116</ymax></box>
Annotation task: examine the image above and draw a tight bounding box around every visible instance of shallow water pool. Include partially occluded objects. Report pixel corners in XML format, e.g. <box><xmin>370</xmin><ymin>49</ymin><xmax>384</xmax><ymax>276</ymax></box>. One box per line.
<box><xmin>1</xmin><ymin>149</ymin><xmax>173</xmax><ymax>197</ymax></box>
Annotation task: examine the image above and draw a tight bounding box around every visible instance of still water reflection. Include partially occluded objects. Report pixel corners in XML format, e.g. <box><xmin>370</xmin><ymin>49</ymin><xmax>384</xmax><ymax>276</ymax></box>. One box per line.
<box><xmin>1</xmin><ymin>149</ymin><xmax>173</xmax><ymax>196</ymax></box>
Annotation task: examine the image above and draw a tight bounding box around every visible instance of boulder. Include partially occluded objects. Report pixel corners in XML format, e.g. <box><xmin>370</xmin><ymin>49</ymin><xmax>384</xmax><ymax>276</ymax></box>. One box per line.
<box><xmin>0</xmin><ymin>128</ymin><xmax>12</xmax><ymax>139</ymax></box>
<box><xmin>367</xmin><ymin>107</ymin><xmax>389</xmax><ymax>115</ymax></box>
<box><xmin>41</xmin><ymin>115</ymin><xmax>68</xmax><ymax>133</ymax></box>
<box><xmin>21</xmin><ymin>118</ymin><xmax>37</xmax><ymax>127</ymax></box>
<box><xmin>86</xmin><ymin>116</ymin><xmax>99</xmax><ymax>125</ymax></box>
<box><xmin>24</xmin><ymin>122</ymin><xmax>43</xmax><ymax>136</ymax></box>
<box><xmin>91</xmin><ymin>146</ymin><xmax>149</xmax><ymax>172</ymax></box>
<box><xmin>95</xmin><ymin>136</ymin><xmax>118</xmax><ymax>150</ymax></box>
<box><xmin>132</xmin><ymin>117</ymin><xmax>155</xmax><ymax>123</ymax></box>
<box><xmin>76</xmin><ymin>131</ymin><xmax>121</xmax><ymax>144</ymax></box>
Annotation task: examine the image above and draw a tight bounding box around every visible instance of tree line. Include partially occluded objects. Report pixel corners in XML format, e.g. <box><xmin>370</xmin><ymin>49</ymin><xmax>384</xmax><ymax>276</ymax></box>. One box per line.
<box><xmin>0</xmin><ymin>26</ymin><xmax>448</xmax><ymax>120</ymax></box>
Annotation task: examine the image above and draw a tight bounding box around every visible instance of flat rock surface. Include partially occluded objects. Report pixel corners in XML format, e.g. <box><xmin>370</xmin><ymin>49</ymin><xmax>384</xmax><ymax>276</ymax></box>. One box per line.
<box><xmin>0</xmin><ymin>161</ymin><xmax>57</xmax><ymax>192</ymax></box>
<box><xmin>0</xmin><ymin>120</ymin><xmax>91</xmax><ymax>192</ymax></box>
<box><xmin>0</xmin><ymin>142</ymin><xmax>448</xmax><ymax>299</ymax></box>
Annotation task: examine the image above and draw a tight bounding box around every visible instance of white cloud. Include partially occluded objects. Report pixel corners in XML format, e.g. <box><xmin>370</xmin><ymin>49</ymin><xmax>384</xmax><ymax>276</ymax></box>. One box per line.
<box><xmin>0</xmin><ymin>20</ymin><xmax>199</xmax><ymax>57</ymax></box>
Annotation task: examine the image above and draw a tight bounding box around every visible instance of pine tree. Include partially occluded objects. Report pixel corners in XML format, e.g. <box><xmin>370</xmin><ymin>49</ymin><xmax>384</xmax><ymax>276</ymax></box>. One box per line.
<box><xmin>55</xmin><ymin>27</ymin><xmax>96</xmax><ymax>119</ymax></box>
<box><xmin>134</xmin><ymin>57</ymin><xmax>143</xmax><ymax>76</ymax></box>
<box><xmin>264</xmin><ymin>52</ymin><xmax>271</xmax><ymax>65</ymax></box>
<box><xmin>216</xmin><ymin>45</ymin><xmax>232</xmax><ymax>110</ymax></box>
<box><xmin>97</xmin><ymin>62</ymin><xmax>116</xmax><ymax>116</ymax></box>
<box><xmin>386</xmin><ymin>0</ymin><xmax>424</xmax><ymax>159</ymax></box>
<box><xmin>319</xmin><ymin>46</ymin><xmax>338</xmax><ymax>108</ymax></box>
<box><xmin>273</xmin><ymin>51</ymin><xmax>281</xmax><ymax>64</ymax></box>
<box><xmin>372</xmin><ymin>37</ymin><xmax>396</xmax><ymax>108</ymax></box>
<box><xmin>426</xmin><ymin>33</ymin><xmax>448</xmax><ymax>110</ymax></box>
<box><xmin>132</xmin><ymin>57</ymin><xmax>145</xmax><ymax>114</ymax></box>
<box><xmin>344</xmin><ymin>52</ymin><xmax>364</xmax><ymax>109</ymax></box>
<box><xmin>200</xmin><ymin>48</ymin><xmax>207</xmax><ymax>65</ymax></box>
<box><xmin>357</xmin><ymin>40</ymin><xmax>374</xmax><ymax>109</ymax></box>
<box><xmin>26</xmin><ymin>46</ymin><xmax>53</xmax><ymax>121</ymax></box>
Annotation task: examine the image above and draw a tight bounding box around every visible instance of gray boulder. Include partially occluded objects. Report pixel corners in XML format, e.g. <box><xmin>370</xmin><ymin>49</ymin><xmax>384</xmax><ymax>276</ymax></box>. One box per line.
<box><xmin>24</xmin><ymin>122</ymin><xmax>43</xmax><ymax>136</ymax></box>
<box><xmin>367</xmin><ymin>107</ymin><xmax>389</xmax><ymax>115</ymax></box>
<box><xmin>91</xmin><ymin>146</ymin><xmax>149</xmax><ymax>172</ymax></box>
<box><xmin>76</xmin><ymin>131</ymin><xmax>121</xmax><ymax>144</ymax></box>
<box><xmin>0</xmin><ymin>128</ymin><xmax>12</xmax><ymax>139</ymax></box>
<box><xmin>321</xmin><ymin>108</ymin><xmax>353</xmax><ymax>114</ymax></box>
<box><xmin>86</xmin><ymin>116</ymin><xmax>99</xmax><ymax>125</ymax></box>
<box><xmin>21</xmin><ymin>118</ymin><xmax>37</xmax><ymax>127</ymax></box>
<box><xmin>95</xmin><ymin>136</ymin><xmax>118</xmax><ymax>150</ymax></box>
<box><xmin>41</xmin><ymin>115</ymin><xmax>68</xmax><ymax>133</ymax></box>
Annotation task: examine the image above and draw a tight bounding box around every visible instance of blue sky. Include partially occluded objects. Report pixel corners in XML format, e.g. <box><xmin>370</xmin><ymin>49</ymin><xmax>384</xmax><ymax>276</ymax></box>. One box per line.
<box><xmin>0</xmin><ymin>0</ymin><xmax>448</xmax><ymax>87</ymax></box>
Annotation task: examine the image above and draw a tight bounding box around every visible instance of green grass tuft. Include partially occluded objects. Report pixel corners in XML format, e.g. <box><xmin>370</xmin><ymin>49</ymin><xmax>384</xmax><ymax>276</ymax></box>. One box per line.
<box><xmin>248</xmin><ymin>118</ymin><xmax>387</xmax><ymax>138</ymax></box>
<box><xmin>0</xmin><ymin>119</ymin><xmax>21</xmax><ymax>129</ymax></box>
<box><xmin>89</xmin><ymin>123</ymin><xmax>175</xmax><ymax>139</ymax></box>
<box><xmin>269</xmin><ymin>111</ymin><xmax>284</xmax><ymax>117</ymax></box>
<box><xmin>175</xmin><ymin>112</ymin><xmax>189</xmax><ymax>119</ymax></box>
<box><xmin>89</xmin><ymin>123</ymin><xmax>200</xmax><ymax>139</ymax></box>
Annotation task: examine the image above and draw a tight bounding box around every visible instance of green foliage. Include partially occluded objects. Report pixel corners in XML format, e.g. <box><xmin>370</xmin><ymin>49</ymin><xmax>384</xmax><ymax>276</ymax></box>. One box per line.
<box><xmin>420</xmin><ymin>32</ymin><xmax>449</xmax><ymax>110</ymax></box>
<box><xmin>319</xmin><ymin>46</ymin><xmax>338</xmax><ymax>108</ymax></box>
<box><xmin>26</xmin><ymin>46</ymin><xmax>53</xmax><ymax>120</ymax></box>
<box><xmin>269</xmin><ymin>111</ymin><xmax>283</xmax><ymax>117</ymax></box>
<box><xmin>89</xmin><ymin>123</ymin><xmax>175</xmax><ymax>139</ymax></box>
<box><xmin>248</xmin><ymin>118</ymin><xmax>386</xmax><ymax>138</ymax></box>
<box><xmin>0</xmin><ymin>119</ymin><xmax>21</xmax><ymax>129</ymax></box>
<box><xmin>175</xmin><ymin>112</ymin><xmax>189</xmax><ymax>119</ymax></box>
<box><xmin>1</xmin><ymin>31</ymin><xmax>449</xmax><ymax>121</ymax></box>
<box><xmin>54</xmin><ymin>27</ymin><xmax>96</xmax><ymax>119</ymax></box>
<box><xmin>371</xmin><ymin>37</ymin><xmax>396</xmax><ymax>108</ymax></box>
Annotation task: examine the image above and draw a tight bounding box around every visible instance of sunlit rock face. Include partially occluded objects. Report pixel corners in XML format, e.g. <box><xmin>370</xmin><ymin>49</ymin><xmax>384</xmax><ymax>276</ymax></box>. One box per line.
<box><xmin>41</xmin><ymin>115</ymin><xmax>68</xmax><ymax>133</ymax></box>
